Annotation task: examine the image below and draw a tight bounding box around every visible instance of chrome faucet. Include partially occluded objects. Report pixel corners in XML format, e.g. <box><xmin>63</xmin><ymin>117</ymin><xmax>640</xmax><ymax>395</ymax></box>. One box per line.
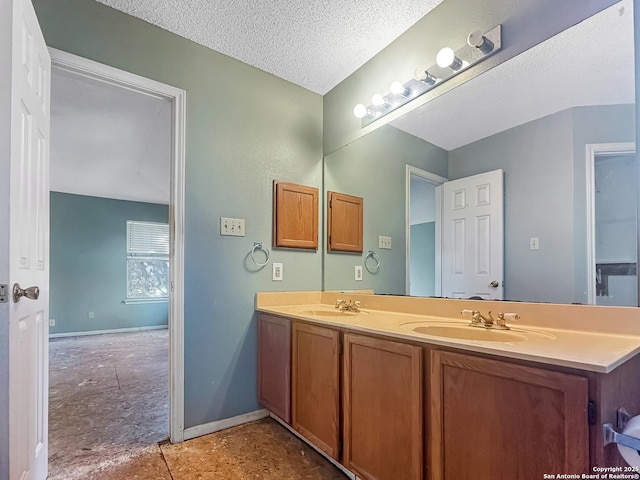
<box><xmin>335</xmin><ymin>299</ymin><xmax>361</xmax><ymax>312</ymax></box>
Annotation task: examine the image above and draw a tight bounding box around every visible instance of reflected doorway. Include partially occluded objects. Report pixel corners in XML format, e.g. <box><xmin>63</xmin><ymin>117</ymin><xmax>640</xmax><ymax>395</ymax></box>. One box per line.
<box><xmin>586</xmin><ymin>143</ymin><xmax>637</xmax><ymax>305</ymax></box>
<box><xmin>405</xmin><ymin>166</ymin><xmax>447</xmax><ymax>296</ymax></box>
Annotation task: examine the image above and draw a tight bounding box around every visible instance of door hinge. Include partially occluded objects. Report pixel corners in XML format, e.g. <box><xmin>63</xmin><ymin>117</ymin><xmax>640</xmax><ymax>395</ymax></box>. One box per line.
<box><xmin>0</xmin><ymin>284</ymin><xmax>7</xmax><ymax>303</ymax></box>
<box><xmin>588</xmin><ymin>401</ymin><xmax>597</xmax><ymax>425</ymax></box>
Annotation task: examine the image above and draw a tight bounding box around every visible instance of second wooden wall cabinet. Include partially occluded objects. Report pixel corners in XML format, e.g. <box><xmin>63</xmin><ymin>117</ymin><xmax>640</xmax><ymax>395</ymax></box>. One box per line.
<box><xmin>327</xmin><ymin>191</ymin><xmax>363</xmax><ymax>252</ymax></box>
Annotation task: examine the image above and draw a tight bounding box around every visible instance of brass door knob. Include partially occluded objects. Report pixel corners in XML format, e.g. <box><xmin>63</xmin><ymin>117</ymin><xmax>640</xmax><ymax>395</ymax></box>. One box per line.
<box><xmin>12</xmin><ymin>283</ymin><xmax>40</xmax><ymax>303</ymax></box>
<box><xmin>488</xmin><ymin>280</ymin><xmax>499</xmax><ymax>288</ymax></box>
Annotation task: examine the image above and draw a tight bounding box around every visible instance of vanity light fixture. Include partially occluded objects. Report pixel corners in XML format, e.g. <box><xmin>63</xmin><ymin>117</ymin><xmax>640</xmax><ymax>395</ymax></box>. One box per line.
<box><xmin>436</xmin><ymin>47</ymin><xmax>463</xmax><ymax>71</ymax></box>
<box><xmin>352</xmin><ymin>25</ymin><xmax>501</xmax><ymax>124</ymax></box>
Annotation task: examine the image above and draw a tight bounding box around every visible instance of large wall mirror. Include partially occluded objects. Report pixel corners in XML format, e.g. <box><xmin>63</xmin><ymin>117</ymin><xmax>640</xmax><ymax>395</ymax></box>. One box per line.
<box><xmin>324</xmin><ymin>0</ymin><xmax>636</xmax><ymax>306</ymax></box>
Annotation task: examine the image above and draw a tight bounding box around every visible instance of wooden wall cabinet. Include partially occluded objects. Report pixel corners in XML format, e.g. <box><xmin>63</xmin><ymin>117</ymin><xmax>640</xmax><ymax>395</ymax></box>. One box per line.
<box><xmin>429</xmin><ymin>350</ymin><xmax>589</xmax><ymax>480</ymax></box>
<box><xmin>291</xmin><ymin>322</ymin><xmax>341</xmax><ymax>459</ymax></box>
<box><xmin>273</xmin><ymin>181</ymin><xmax>318</xmax><ymax>249</ymax></box>
<box><xmin>343</xmin><ymin>333</ymin><xmax>423</xmax><ymax>480</ymax></box>
<box><xmin>257</xmin><ymin>314</ymin><xmax>291</xmax><ymax>423</ymax></box>
<box><xmin>327</xmin><ymin>191</ymin><xmax>363</xmax><ymax>252</ymax></box>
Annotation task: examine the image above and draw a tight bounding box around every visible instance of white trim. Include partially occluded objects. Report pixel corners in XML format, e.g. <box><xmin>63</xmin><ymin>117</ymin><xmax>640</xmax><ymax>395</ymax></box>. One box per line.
<box><xmin>585</xmin><ymin>142</ymin><xmax>636</xmax><ymax>305</ymax></box>
<box><xmin>49</xmin><ymin>325</ymin><xmax>167</xmax><ymax>338</ymax></box>
<box><xmin>123</xmin><ymin>298</ymin><xmax>169</xmax><ymax>304</ymax></box>
<box><xmin>49</xmin><ymin>48</ymin><xmax>186</xmax><ymax>444</ymax></box>
<box><xmin>269</xmin><ymin>413</ymin><xmax>357</xmax><ymax>480</ymax></box>
<box><xmin>183</xmin><ymin>409</ymin><xmax>269</xmax><ymax>441</ymax></box>
<box><xmin>405</xmin><ymin>165</ymin><xmax>448</xmax><ymax>296</ymax></box>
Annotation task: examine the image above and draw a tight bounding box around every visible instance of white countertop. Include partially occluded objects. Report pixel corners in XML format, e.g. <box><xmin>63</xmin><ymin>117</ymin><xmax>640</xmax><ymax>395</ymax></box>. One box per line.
<box><xmin>257</xmin><ymin>302</ymin><xmax>640</xmax><ymax>373</ymax></box>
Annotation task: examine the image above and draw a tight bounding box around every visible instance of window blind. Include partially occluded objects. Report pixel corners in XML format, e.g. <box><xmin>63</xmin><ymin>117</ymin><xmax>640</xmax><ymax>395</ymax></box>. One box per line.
<box><xmin>126</xmin><ymin>221</ymin><xmax>170</xmax><ymax>256</ymax></box>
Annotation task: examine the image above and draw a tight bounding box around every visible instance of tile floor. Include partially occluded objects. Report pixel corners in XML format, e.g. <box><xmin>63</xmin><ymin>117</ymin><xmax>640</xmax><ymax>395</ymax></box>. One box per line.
<box><xmin>48</xmin><ymin>330</ymin><xmax>347</xmax><ymax>479</ymax></box>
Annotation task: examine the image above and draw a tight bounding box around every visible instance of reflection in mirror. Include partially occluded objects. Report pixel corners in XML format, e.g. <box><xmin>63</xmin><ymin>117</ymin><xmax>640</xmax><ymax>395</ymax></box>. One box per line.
<box><xmin>323</xmin><ymin>0</ymin><xmax>636</xmax><ymax>305</ymax></box>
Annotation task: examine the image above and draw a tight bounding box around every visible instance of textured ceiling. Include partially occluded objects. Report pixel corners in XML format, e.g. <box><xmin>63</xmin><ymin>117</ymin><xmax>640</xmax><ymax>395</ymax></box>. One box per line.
<box><xmin>391</xmin><ymin>0</ymin><xmax>634</xmax><ymax>150</ymax></box>
<box><xmin>94</xmin><ymin>0</ymin><xmax>444</xmax><ymax>95</ymax></box>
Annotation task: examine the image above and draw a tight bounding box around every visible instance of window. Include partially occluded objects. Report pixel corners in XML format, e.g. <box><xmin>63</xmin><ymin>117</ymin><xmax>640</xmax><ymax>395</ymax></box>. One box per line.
<box><xmin>126</xmin><ymin>221</ymin><xmax>170</xmax><ymax>301</ymax></box>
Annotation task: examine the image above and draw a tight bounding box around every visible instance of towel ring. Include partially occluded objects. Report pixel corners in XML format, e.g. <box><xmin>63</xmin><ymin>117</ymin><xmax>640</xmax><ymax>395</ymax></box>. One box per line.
<box><xmin>251</xmin><ymin>242</ymin><xmax>270</xmax><ymax>267</ymax></box>
<box><xmin>365</xmin><ymin>250</ymin><xmax>380</xmax><ymax>272</ymax></box>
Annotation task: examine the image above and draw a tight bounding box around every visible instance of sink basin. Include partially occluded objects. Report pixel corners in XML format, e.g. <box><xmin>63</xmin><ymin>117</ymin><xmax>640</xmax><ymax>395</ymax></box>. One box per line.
<box><xmin>297</xmin><ymin>309</ymin><xmax>358</xmax><ymax>317</ymax></box>
<box><xmin>411</xmin><ymin>324</ymin><xmax>527</xmax><ymax>342</ymax></box>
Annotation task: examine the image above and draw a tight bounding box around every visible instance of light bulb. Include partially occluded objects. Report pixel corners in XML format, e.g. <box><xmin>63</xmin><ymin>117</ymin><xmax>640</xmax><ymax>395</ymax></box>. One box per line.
<box><xmin>413</xmin><ymin>68</ymin><xmax>436</xmax><ymax>86</ymax></box>
<box><xmin>436</xmin><ymin>47</ymin><xmax>463</xmax><ymax>70</ymax></box>
<box><xmin>390</xmin><ymin>81</ymin><xmax>409</xmax><ymax>96</ymax></box>
<box><xmin>467</xmin><ymin>29</ymin><xmax>494</xmax><ymax>54</ymax></box>
<box><xmin>353</xmin><ymin>104</ymin><xmax>368</xmax><ymax>119</ymax></box>
<box><xmin>371</xmin><ymin>93</ymin><xmax>386</xmax><ymax>107</ymax></box>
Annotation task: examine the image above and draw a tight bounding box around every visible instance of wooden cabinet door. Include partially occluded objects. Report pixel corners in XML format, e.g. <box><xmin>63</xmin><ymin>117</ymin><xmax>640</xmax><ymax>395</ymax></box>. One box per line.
<box><xmin>343</xmin><ymin>333</ymin><xmax>423</xmax><ymax>480</ymax></box>
<box><xmin>257</xmin><ymin>314</ymin><xmax>291</xmax><ymax>423</ymax></box>
<box><xmin>273</xmin><ymin>181</ymin><xmax>319</xmax><ymax>249</ymax></box>
<box><xmin>292</xmin><ymin>322</ymin><xmax>341</xmax><ymax>459</ymax></box>
<box><xmin>327</xmin><ymin>191</ymin><xmax>363</xmax><ymax>252</ymax></box>
<box><xmin>430</xmin><ymin>350</ymin><xmax>589</xmax><ymax>480</ymax></box>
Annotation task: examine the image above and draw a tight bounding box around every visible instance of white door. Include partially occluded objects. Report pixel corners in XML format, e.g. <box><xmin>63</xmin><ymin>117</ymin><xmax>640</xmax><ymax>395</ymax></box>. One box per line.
<box><xmin>441</xmin><ymin>170</ymin><xmax>503</xmax><ymax>300</ymax></box>
<box><xmin>5</xmin><ymin>0</ymin><xmax>50</xmax><ymax>478</ymax></box>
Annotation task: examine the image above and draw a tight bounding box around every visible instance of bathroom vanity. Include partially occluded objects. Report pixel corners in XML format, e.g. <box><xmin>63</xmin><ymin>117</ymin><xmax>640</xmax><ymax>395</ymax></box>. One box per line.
<box><xmin>256</xmin><ymin>291</ymin><xmax>640</xmax><ymax>480</ymax></box>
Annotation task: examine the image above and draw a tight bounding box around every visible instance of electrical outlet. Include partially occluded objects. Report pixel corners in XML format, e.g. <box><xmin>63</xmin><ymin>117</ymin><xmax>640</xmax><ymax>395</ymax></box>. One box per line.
<box><xmin>355</xmin><ymin>265</ymin><xmax>363</xmax><ymax>281</ymax></box>
<box><xmin>529</xmin><ymin>237</ymin><xmax>540</xmax><ymax>250</ymax></box>
<box><xmin>88</xmin><ymin>311</ymin><xmax>95</xmax><ymax>319</ymax></box>
<box><xmin>273</xmin><ymin>263</ymin><xmax>283</xmax><ymax>281</ymax></box>
<box><xmin>379</xmin><ymin>235</ymin><xmax>392</xmax><ymax>249</ymax></box>
<box><xmin>49</xmin><ymin>318</ymin><xmax>55</xmax><ymax>327</ymax></box>
<box><xmin>220</xmin><ymin>217</ymin><xmax>245</xmax><ymax>236</ymax></box>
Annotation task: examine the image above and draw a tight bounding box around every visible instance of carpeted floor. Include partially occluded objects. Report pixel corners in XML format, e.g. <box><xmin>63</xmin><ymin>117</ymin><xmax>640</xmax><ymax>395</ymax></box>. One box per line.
<box><xmin>48</xmin><ymin>330</ymin><xmax>347</xmax><ymax>479</ymax></box>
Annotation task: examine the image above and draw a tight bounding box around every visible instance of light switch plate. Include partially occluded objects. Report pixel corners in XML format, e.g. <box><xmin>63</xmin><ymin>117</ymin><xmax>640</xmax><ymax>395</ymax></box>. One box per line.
<box><xmin>49</xmin><ymin>318</ymin><xmax>55</xmax><ymax>327</ymax></box>
<box><xmin>220</xmin><ymin>217</ymin><xmax>245</xmax><ymax>236</ymax></box>
<box><xmin>529</xmin><ymin>237</ymin><xmax>540</xmax><ymax>250</ymax></box>
<box><xmin>379</xmin><ymin>235</ymin><xmax>392</xmax><ymax>249</ymax></box>
<box><xmin>355</xmin><ymin>265</ymin><xmax>363</xmax><ymax>281</ymax></box>
<box><xmin>273</xmin><ymin>263</ymin><xmax>283</xmax><ymax>281</ymax></box>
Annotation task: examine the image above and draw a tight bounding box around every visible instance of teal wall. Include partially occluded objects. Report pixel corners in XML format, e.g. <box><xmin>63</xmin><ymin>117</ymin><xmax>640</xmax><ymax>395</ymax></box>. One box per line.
<box><xmin>33</xmin><ymin>0</ymin><xmax>323</xmax><ymax>429</ymax></box>
<box><xmin>324</xmin><ymin>125</ymin><xmax>447</xmax><ymax>293</ymax></box>
<box><xmin>50</xmin><ymin>192</ymin><xmax>169</xmax><ymax>334</ymax></box>
<box><xmin>410</xmin><ymin>222</ymin><xmax>435</xmax><ymax>297</ymax></box>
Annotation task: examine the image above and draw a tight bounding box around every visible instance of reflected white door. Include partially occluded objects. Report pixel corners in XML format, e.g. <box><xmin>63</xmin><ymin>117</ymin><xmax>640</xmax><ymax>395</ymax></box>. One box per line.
<box><xmin>441</xmin><ymin>170</ymin><xmax>503</xmax><ymax>300</ymax></box>
<box><xmin>6</xmin><ymin>0</ymin><xmax>51</xmax><ymax>478</ymax></box>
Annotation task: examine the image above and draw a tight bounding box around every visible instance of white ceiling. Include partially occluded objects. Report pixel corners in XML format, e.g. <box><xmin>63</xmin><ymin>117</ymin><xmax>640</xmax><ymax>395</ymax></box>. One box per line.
<box><xmin>93</xmin><ymin>0</ymin><xmax>444</xmax><ymax>95</ymax></box>
<box><xmin>50</xmin><ymin>69</ymin><xmax>172</xmax><ymax>204</ymax></box>
<box><xmin>391</xmin><ymin>0</ymin><xmax>635</xmax><ymax>151</ymax></box>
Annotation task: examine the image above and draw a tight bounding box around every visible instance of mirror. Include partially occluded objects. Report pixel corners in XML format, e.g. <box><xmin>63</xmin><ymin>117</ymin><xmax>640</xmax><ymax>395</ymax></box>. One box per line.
<box><xmin>323</xmin><ymin>0</ymin><xmax>636</xmax><ymax>305</ymax></box>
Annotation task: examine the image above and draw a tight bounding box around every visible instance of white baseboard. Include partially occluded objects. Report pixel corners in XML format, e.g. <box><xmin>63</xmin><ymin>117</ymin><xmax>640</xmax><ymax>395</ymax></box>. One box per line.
<box><xmin>49</xmin><ymin>324</ymin><xmax>168</xmax><ymax>338</ymax></box>
<box><xmin>269</xmin><ymin>413</ymin><xmax>357</xmax><ymax>479</ymax></box>
<box><xmin>183</xmin><ymin>409</ymin><xmax>269</xmax><ymax>441</ymax></box>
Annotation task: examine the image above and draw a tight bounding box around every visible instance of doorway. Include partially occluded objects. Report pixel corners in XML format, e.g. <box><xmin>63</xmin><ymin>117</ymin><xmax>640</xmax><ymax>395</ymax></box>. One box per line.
<box><xmin>405</xmin><ymin>165</ymin><xmax>447</xmax><ymax>296</ymax></box>
<box><xmin>47</xmin><ymin>48</ymin><xmax>186</xmax><ymax>470</ymax></box>
<box><xmin>586</xmin><ymin>143</ymin><xmax>637</xmax><ymax>305</ymax></box>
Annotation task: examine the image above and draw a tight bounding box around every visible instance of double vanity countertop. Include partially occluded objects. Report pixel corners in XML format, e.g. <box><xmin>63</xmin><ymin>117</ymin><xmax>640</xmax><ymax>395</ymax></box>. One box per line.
<box><xmin>256</xmin><ymin>291</ymin><xmax>640</xmax><ymax>374</ymax></box>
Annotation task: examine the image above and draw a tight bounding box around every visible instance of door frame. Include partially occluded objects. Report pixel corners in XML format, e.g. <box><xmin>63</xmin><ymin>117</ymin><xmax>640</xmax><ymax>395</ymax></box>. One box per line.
<box><xmin>585</xmin><ymin>142</ymin><xmax>636</xmax><ymax>305</ymax></box>
<box><xmin>405</xmin><ymin>165</ymin><xmax>448</xmax><ymax>296</ymax></box>
<box><xmin>49</xmin><ymin>48</ymin><xmax>186</xmax><ymax>442</ymax></box>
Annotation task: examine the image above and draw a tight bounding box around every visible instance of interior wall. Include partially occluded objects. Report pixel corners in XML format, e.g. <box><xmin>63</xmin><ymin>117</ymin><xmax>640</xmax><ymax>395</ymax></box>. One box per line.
<box><xmin>50</xmin><ymin>192</ymin><xmax>169</xmax><ymax>335</ymax></box>
<box><xmin>322</xmin><ymin>0</ymin><xmax>618</xmax><ymax>155</ymax></box>
<box><xmin>410</xmin><ymin>222</ymin><xmax>435</xmax><ymax>297</ymax></box>
<box><xmin>324</xmin><ymin>125</ymin><xmax>447</xmax><ymax>293</ymax></box>
<box><xmin>32</xmin><ymin>0</ymin><xmax>323</xmax><ymax>428</ymax></box>
<box><xmin>448</xmin><ymin>104</ymin><xmax>634</xmax><ymax>304</ymax></box>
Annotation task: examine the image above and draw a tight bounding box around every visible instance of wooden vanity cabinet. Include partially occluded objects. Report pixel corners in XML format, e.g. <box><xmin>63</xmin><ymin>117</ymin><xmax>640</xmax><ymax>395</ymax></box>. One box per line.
<box><xmin>257</xmin><ymin>314</ymin><xmax>291</xmax><ymax>423</ymax></box>
<box><xmin>343</xmin><ymin>333</ymin><xmax>423</xmax><ymax>480</ymax></box>
<box><xmin>291</xmin><ymin>321</ymin><xmax>341</xmax><ymax>459</ymax></box>
<box><xmin>429</xmin><ymin>349</ymin><xmax>589</xmax><ymax>480</ymax></box>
